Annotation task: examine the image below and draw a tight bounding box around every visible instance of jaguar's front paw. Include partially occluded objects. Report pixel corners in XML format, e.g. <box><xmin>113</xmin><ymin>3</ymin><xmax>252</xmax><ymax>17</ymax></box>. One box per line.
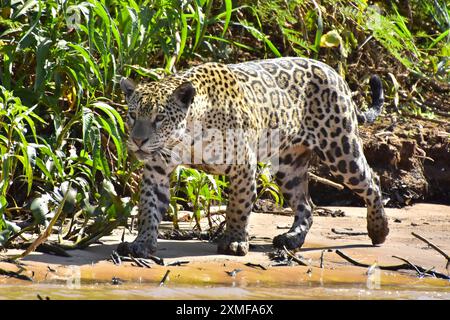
<box><xmin>116</xmin><ymin>241</ymin><xmax>156</xmax><ymax>258</ymax></box>
<box><xmin>217</xmin><ymin>234</ymin><xmax>249</xmax><ymax>256</ymax></box>
<box><xmin>368</xmin><ymin>215</ymin><xmax>389</xmax><ymax>246</ymax></box>
<box><xmin>273</xmin><ymin>231</ymin><xmax>307</xmax><ymax>250</ymax></box>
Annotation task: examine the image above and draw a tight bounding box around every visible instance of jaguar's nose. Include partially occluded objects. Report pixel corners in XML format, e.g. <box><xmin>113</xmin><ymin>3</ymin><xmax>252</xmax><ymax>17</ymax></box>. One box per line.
<box><xmin>133</xmin><ymin>137</ymin><xmax>148</xmax><ymax>147</ymax></box>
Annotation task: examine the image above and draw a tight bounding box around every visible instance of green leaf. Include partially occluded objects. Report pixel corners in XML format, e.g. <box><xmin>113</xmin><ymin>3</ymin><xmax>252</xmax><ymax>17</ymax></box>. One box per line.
<box><xmin>30</xmin><ymin>196</ymin><xmax>50</xmax><ymax>225</ymax></box>
<box><xmin>221</xmin><ymin>0</ymin><xmax>232</xmax><ymax>37</ymax></box>
<box><xmin>17</xmin><ymin>0</ymin><xmax>42</xmax><ymax>50</ymax></box>
<box><xmin>320</xmin><ymin>30</ymin><xmax>342</xmax><ymax>48</ymax></box>
<box><xmin>11</xmin><ymin>0</ymin><xmax>39</xmax><ymax>19</ymax></box>
<box><xmin>34</xmin><ymin>36</ymin><xmax>52</xmax><ymax>93</ymax></box>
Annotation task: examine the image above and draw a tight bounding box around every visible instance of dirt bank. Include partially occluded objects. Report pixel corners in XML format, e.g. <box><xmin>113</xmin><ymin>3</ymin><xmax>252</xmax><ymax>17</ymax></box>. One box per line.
<box><xmin>0</xmin><ymin>204</ymin><xmax>449</xmax><ymax>299</ymax></box>
<box><xmin>310</xmin><ymin>118</ymin><xmax>450</xmax><ymax>207</ymax></box>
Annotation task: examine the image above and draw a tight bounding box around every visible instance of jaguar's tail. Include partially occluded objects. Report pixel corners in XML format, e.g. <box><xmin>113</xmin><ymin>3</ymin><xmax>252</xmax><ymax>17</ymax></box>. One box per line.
<box><xmin>357</xmin><ymin>75</ymin><xmax>384</xmax><ymax>124</ymax></box>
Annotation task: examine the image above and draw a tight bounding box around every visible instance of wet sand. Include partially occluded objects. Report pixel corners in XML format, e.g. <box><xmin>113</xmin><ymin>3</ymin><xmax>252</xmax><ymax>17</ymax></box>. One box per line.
<box><xmin>1</xmin><ymin>204</ymin><xmax>449</xmax><ymax>299</ymax></box>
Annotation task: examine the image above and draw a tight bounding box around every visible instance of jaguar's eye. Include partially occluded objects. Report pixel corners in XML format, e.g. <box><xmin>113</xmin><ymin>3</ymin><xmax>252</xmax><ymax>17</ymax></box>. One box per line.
<box><xmin>129</xmin><ymin>112</ymin><xmax>137</xmax><ymax>120</ymax></box>
<box><xmin>155</xmin><ymin>114</ymin><xmax>165</xmax><ymax>122</ymax></box>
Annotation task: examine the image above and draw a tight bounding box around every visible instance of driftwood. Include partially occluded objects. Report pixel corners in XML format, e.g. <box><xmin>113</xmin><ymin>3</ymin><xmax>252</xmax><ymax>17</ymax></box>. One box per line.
<box><xmin>335</xmin><ymin>250</ymin><xmax>450</xmax><ymax>280</ymax></box>
<box><xmin>411</xmin><ymin>232</ymin><xmax>450</xmax><ymax>265</ymax></box>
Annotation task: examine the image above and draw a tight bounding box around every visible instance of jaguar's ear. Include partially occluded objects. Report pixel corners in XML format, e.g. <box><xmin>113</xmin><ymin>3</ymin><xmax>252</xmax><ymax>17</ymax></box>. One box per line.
<box><xmin>172</xmin><ymin>82</ymin><xmax>196</xmax><ymax>109</ymax></box>
<box><xmin>120</xmin><ymin>77</ymin><xmax>136</xmax><ymax>99</ymax></box>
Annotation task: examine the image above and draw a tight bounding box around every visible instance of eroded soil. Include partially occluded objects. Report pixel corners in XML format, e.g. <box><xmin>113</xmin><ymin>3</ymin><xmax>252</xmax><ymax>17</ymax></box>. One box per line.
<box><xmin>310</xmin><ymin>118</ymin><xmax>450</xmax><ymax>207</ymax></box>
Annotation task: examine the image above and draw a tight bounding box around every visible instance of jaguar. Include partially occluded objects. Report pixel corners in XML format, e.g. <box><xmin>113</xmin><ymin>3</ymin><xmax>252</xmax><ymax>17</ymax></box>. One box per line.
<box><xmin>117</xmin><ymin>57</ymin><xmax>389</xmax><ymax>257</ymax></box>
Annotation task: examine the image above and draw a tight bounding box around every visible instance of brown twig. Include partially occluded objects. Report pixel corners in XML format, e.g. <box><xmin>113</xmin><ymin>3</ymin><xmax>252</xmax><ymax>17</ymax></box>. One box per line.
<box><xmin>148</xmin><ymin>255</ymin><xmax>165</xmax><ymax>266</ymax></box>
<box><xmin>14</xmin><ymin>186</ymin><xmax>71</xmax><ymax>260</ymax></box>
<box><xmin>331</xmin><ymin>228</ymin><xmax>368</xmax><ymax>236</ymax></box>
<box><xmin>320</xmin><ymin>250</ymin><xmax>325</xmax><ymax>268</ymax></box>
<box><xmin>129</xmin><ymin>255</ymin><xmax>145</xmax><ymax>268</ymax></box>
<box><xmin>308</xmin><ymin>172</ymin><xmax>344</xmax><ymax>190</ymax></box>
<box><xmin>129</xmin><ymin>255</ymin><xmax>151</xmax><ymax>268</ymax></box>
<box><xmin>283</xmin><ymin>246</ymin><xmax>308</xmax><ymax>266</ymax></box>
<box><xmin>166</xmin><ymin>260</ymin><xmax>190</xmax><ymax>267</ymax></box>
<box><xmin>392</xmin><ymin>255</ymin><xmax>425</xmax><ymax>277</ymax></box>
<box><xmin>159</xmin><ymin>270</ymin><xmax>170</xmax><ymax>286</ymax></box>
<box><xmin>111</xmin><ymin>251</ymin><xmax>121</xmax><ymax>265</ymax></box>
<box><xmin>335</xmin><ymin>250</ymin><xmax>450</xmax><ymax>279</ymax></box>
<box><xmin>138</xmin><ymin>259</ymin><xmax>152</xmax><ymax>268</ymax></box>
<box><xmin>411</xmin><ymin>232</ymin><xmax>450</xmax><ymax>263</ymax></box>
<box><xmin>244</xmin><ymin>262</ymin><xmax>268</xmax><ymax>270</ymax></box>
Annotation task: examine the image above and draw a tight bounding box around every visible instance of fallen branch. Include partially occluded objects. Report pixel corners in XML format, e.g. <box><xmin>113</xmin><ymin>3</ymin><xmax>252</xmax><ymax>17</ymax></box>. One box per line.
<box><xmin>13</xmin><ymin>184</ymin><xmax>71</xmax><ymax>260</ymax></box>
<box><xmin>392</xmin><ymin>255</ymin><xmax>427</xmax><ymax>277</ymax></box>
<box><xmin>283</xmin><ymin>246</ymin><xmax>308</xmax><ymax>266</ymax></box>
<box><xmin>411</xmin><ymin>232</ymin><xmax>450</xmax><ymax>263</ymax></box>
<box><xmin>335</xmin><ymin>250</ymin><xmax>450</xmax><ymax>280</ymax></box>
<box><xmin>308</xmin><ymin>172</ymin><xmax>344</xmax><ymax>190</ymax></box>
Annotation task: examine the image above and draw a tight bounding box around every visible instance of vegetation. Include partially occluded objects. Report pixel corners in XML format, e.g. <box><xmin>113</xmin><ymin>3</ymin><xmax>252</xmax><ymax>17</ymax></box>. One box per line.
<box><xmin>0</xmin><ymin>0</ymin><xmax>448</xmax><ymax>251</ymax></box>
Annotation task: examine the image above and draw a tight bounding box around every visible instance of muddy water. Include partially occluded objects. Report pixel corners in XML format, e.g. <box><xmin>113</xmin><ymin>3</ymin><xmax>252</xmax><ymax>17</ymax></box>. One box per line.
<box><xmin>1</xmin><ymin>262</ymin><xmax>449</xmax><ymax>300</ymax></box>
<box><xmin>1</xmin><ymin>282</ymin><xmax>449</xmax><ymax>300</ymax></box>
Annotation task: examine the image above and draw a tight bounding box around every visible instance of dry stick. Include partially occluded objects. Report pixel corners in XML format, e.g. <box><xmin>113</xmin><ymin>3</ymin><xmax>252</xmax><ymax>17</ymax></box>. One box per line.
<box><xmin>159</xmin><ymin>270</ymin><xmax>171</xmax><ymax>287</ymax></box>
<box><xmin>166</xmin><ymin>260</ymin><xmax>190</xmax><ymax>267</ymax></box>
<box><xmin>335</xmin><ymin>250</ymin><xmax>450</xmax><ymax>280</ymax></box>
<box><xmin>129</xmin><ymin>255</ymin><xmax>148</xmax><ymax>268</ymax></box>
<box><xmin>110</xmin><ymin>253</ymin><xmax>119</xmax><ymax>265</ymax></box>
<box><xmin>112</xmin><ymin>251</ymin><xmax>122</xmax><ymax>265</ymax></box>
<box><xmin>320</xmin><ymin>250</ymin><xmax>325</xmax><ymax>269</ymax></box>
<box><xmin>138</xmin><ymin>259</ymin><xmax>152</xmax><ymax>268</ymax></box>
<box><xmin>14</xmin><ymin>184</ymin><xmax>71</xmax><ymax>260</ymax></box>
<box><xmin>308</xmin><ymin>172</ymin><xmax>344</xmax><ymax>190</ymax></box>
<box><xmin>392</xmin><ymin>255</ymin><xmax>425</xmax><ymax>277</ymax></box>
<box><xmin>148</xmin><ymin>255</ymin><xmax>165</xmax><ymax>266</ymax></box>
<box><xmin>244</xmin><ymin>262</ymin><xmax>268</xmax><ymax>270</ymax></box>
<box><xmin>283</xmin><ymin>246</ymin><xmax>308</xmax><ymax>266</ymax></box>
<box><xmin>331</xmin><ymin>228</ymin><xmax>368</xmax><ymax>236</ymax></box>
<box><xmin>411</xmin><ymin>232</ymin><xmax>450</xmax><ymax>263</ymax></box>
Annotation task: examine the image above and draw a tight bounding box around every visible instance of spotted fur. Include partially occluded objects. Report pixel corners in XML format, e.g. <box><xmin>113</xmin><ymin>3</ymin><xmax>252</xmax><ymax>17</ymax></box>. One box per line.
<box><xmin>117</xmin><ymin>57</ymin><xmax>389</xmax><ymax>258</ymax></box>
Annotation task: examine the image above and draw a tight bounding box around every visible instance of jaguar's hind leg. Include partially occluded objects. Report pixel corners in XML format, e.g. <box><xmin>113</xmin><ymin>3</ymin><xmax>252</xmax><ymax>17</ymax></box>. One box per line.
<box><xmin>272</xmin><ymin>145</ymin><xmax>314</xmax><ymax>250</ymax></box>
<box><xmin>314</xmin><ymin>132</ymin><xmax>389</xmax><ymax>245</ymax></box>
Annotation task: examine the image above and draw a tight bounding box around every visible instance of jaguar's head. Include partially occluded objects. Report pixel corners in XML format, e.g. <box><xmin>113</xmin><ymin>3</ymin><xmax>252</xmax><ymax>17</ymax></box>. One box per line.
<box><xmin>120</xmin><ymin>77</ymin><xmax>196</xmax><ymax>161</ymax></box>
